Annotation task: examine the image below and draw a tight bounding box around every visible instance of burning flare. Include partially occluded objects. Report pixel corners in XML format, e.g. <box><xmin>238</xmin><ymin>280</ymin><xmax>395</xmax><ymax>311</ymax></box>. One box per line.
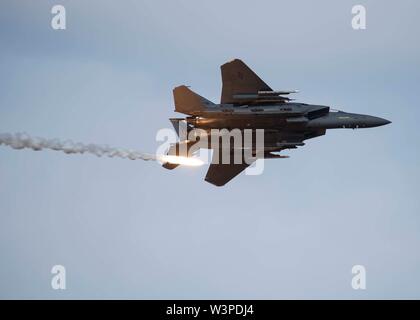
<box><xmin>159</xmin><ymin>155</ymin><xmax>204</xmax><ymax>166</ymax></box>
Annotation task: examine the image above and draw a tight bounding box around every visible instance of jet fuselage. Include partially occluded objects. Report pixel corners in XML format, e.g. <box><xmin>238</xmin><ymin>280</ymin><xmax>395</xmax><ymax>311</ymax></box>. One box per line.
<box><xmin>184</xmin><ymin>103</ymin><xmax>390</xmax><ymax>131</ymax></box>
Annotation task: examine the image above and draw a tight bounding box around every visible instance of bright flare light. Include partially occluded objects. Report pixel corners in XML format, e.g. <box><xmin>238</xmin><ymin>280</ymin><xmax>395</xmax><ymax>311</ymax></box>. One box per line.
<box><xmin>160</xmin><ymin>155</ymin><xmax>204</xmax><ymax>166</ymax></box>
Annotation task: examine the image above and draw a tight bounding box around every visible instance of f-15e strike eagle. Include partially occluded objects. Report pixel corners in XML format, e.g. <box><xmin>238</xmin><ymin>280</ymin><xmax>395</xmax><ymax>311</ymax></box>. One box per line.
<box><xmin>163</xmin><ymin>59</ymin><xmax>391</xmax><ymax>186</ymax></box>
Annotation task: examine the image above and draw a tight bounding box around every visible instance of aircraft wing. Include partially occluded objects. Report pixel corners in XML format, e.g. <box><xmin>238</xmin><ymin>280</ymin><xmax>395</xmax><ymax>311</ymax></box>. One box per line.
<box><xmin>205</xmin><ymin>162</ymin><xmax>252</xmax><ymax>186</ymax></box>
<box><xmin>204</xmin><ymin>150</ymin><xmax>256</xmax><ymax>186</ymax></box>
<box><xmin>220</xmin><ymin>59</ymin><xmax>272</xmax><ymax>104</ymax></box>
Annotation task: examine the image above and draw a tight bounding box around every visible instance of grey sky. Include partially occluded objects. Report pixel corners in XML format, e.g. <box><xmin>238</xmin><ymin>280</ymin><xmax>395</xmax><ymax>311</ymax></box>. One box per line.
<box><xmin>0</xmin><ymin>0</ymin><xmax>419</xmax><ymax>298</ymax></box>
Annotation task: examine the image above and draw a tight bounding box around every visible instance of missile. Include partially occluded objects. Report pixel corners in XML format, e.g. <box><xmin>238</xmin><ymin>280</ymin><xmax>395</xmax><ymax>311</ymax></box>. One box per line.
<box><xmin>258</xmin><ymin>90</ymin><xmax>299</xmax><ymax>96</ymax></box>
<box><xmin>233</xmin><ymin>94</ymin><xmax>291</xmax><ymax>101</ymax></box>
<box><xmin>233</xmin><ymin>90</ymin><xmax>298</xmax><ymax>101</ymax></box>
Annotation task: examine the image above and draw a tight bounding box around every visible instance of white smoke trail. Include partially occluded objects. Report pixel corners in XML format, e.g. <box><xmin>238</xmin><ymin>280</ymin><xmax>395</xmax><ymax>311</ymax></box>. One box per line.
<box><xmin>0</xmin><ymin>132</ymin><xmax>157</xmax><ymax>161</ymax></box>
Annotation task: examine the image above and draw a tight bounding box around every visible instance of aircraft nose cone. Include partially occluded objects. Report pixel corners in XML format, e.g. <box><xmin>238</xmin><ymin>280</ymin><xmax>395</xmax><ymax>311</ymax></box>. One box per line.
<box><xmin>366</xmin><ymin>116</ymin><xmax>391</xmax><ymax>127</ymax></box>
<box><xmin>377</xmin><ymin>117</ymin><xmax>392</xmax><ymax>126</ymax></box>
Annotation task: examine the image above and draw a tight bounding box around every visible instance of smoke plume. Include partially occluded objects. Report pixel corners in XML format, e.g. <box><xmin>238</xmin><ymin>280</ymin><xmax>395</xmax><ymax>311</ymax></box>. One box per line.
<box><xmin>0</xmin><ymin>132</ymin><xmax>157</xmax><ymax>161</ymax></box>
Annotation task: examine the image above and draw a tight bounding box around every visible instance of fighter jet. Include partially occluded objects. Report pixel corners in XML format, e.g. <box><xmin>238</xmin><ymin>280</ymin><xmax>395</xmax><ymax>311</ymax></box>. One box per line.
<box><xmin>163</xmin><ymin>59</ymin><xmax>391</xmax><ymax>186</ymax></box>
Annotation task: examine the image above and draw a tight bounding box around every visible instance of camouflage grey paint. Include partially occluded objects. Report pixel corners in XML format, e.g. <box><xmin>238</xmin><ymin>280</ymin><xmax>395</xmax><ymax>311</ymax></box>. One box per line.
<box><xmin>164</xmin><ymin>59</ymin><xmax>391</xmax><ymax>186</ymax></box>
